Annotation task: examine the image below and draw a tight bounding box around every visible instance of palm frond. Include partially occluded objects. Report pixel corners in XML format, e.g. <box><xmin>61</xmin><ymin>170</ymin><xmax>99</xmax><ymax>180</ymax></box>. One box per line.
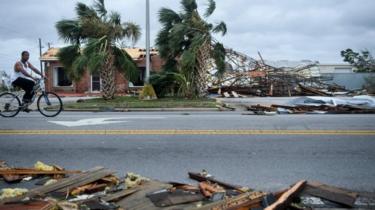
<box><xmin>181</xmin><ymin>0</ymin><xmax>197</xmax><ymax>15</ymax></box>
<box><xmin>81</xmin><ymin>18</ymin><xmax>109</xmax><ymax>38</ymax></box>
<box><xmin>156</xmin><ymin>28</ymin><xmax>173</xmax><ymax>58</ymax></box>
<box><xmin>71</xmin><ymin>55</ymin><xmax>89</xmax><ymax>80</ymax></box>
<box><xmin>180</xmin><ymin>49</ymin><xmax>196</xmax><ymax>74</ymax></box>
<box><xmin>162</xmin><ymin>59</ymin><xmax>178</xmax><ymax>72</ymax></box>
<box><xmin>212</xmin><ymin>42</ymin><xmax>226</xmax><ymax>76</ymax></box>
<box><xmin>57</xmin><ymin>45</ymin><xmax>80</xmax><ymax>67</ymax></box>
<box><xmin>122</xmin><ymin>22</ymin><xmax>141</xmax><ymax>45</ymax></box>
<box><xmin>204</xmin><ymin>0</ymin><xmax>216</xmax><ymax>17</ymax></box>
<box><xmin>55</xmin><ymin>20</ymin><xmax>82</xmax><ymax>44</ymax></box>
<box><xmin>87</xmin><ymin>51</ymin><xmax>107</xmax><ymax>74</ymax></box>
<box><xmin>168</xmin><ymin>23</ymin><xmax>189</xmax><ymax>55</ymax></box>
<box><xmin>212</xmin><ymin>21</ymin><xmax>227</xmax><ymax>36</ymax></box>
<box><xmin>159</xmin><ymin>8</ymin><xmax>182</xmax><ymax>26</ymax></box>
<box><xmin>94</xmin><ymin>0</ymin><xmax>107</xmax><ymax>17</ymax></box>
<box><xmin>189</xmin><ymin>33</ymin><xmax>206</xmax><ymax>51</ymax></box>
<box><xmin>76</xmin><ymin>2</ymin><xmax>97</xmax><ymax>19</ymax></box>
<box><xmin>150</xmin><ymin>71</ymin><xmax>185</xmax><ymax>97</ymax></box>
<box><xmin>109</xmin><ymin>12</ymin><xmax>121</xmax><ymax>25</ymax></box>
<box><xmin>84</xmin><ymin>36</ymin><xmax>108</xmax><ymax>55</ymax></box>
<box><xmin>112</xmin><ymin>47</ymin><xmax>139</xmax><ymax>82</ymax></box>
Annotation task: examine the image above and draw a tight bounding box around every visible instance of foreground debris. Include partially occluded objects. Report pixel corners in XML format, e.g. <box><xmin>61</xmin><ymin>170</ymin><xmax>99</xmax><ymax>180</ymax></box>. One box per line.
<box><xmin>1</xmin><ymin>161</ymin><xmax>374</xmax><ymax>210</ymax></box>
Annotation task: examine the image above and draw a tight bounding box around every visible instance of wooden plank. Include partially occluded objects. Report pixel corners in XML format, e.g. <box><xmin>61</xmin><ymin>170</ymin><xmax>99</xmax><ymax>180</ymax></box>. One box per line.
<box><xmin>188</xmin><ymin>172</ymin><xmax>246</xmax><ymax>192</ymax></box>
<box><xmin>147</xmin><ymin>189</ymin><xmax>205</xmax><ymax>207</ymax></box>
<box><xmin>102</xmin><ymin>188</ymin><xmax>139</xmax><ymax>202</ymax></box>
<box><xmin>0</xmin><ymin>167</ymin><xmax>113</xmax><ymax>204</ymax></box>
<box><xmin>192</xmin><ymin>191</ymin><xmax>267</xmax><ymax>210</ymax></box>
<box><xmin>313</xmin><ymin>209</ymin><xmax>368</xmax><ymax>210</ymax></box>
<box><xmin>301</xmin><ymin>181</ymin><xmax>358</xmax><ymax>207</ymax></box>
<box><xmin>116</xmin><ymin>180</ymin><xmax>172</xmax><ymax>210</ymax></box>
<box><xmin>56</xmin><ymin>170</ymin><xmax>114</xmax><ymax>193</ymax></box>
<box><xmin>265</xmin><ymin>180</ymin><xmax>307</xmax><ymax>210</ymax></box>
<box><xmin>0</xmin><ymin>201</ymin><xmax>54</xmax><ymax>210</ymax></box>
<box><xmin>0</xmin><ymin>161</ymin><xmax>25</xmax><ymax>183</ymax></box>
<box><xmin>0</xmin><ymin>169</ymin><xmax>81</xmax><ymax>175</ymax></box>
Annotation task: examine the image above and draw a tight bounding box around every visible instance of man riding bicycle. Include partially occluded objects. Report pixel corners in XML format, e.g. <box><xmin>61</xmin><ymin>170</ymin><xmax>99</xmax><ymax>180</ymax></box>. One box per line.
<box><xmin>11</xmin><ymin>51</ymin><xmax>44</xmax><ymax>112</ymax></box>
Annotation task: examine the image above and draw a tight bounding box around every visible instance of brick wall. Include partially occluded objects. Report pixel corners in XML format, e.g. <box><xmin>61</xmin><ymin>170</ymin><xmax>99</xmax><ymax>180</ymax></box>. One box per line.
<box><xmin>43</xmin><ymin>54</ymin><xmax>164</xmax><ymax>95</ymax></box>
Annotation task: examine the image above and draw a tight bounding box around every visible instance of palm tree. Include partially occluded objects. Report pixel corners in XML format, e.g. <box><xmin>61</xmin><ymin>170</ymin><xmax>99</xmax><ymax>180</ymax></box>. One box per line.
<box><xmin>154</xmin><ymin>0</ymin><xmax>227</xmax><ymax>98</ymax></box>
<box><xmin>55</xmin><ymin>0</ymin><xmax>141</xmax><ymax>100</ymax></box>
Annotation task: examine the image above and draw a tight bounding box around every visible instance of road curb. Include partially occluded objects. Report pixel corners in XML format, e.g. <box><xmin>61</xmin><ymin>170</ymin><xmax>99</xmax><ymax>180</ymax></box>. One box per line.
<box><xmin>62</xmin><ymin>108</ymin><xmax>222</xmax><ymax>112</ymax></box>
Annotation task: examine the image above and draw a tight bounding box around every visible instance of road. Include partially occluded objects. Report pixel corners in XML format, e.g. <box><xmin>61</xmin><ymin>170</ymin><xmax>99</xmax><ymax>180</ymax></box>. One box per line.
<box><xmin>0</xmin><ymin>111</ymin><xmax>375</xmax><ymax>192</ymax></box>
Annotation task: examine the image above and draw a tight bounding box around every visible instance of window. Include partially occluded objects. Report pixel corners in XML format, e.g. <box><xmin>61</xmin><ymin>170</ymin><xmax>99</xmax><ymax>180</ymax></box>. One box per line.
<box><xmin>54</xmin><ymin>67</ymin><xmax>72</xmax><ymax>87</ymax></box>
<box><xmin>133</xmin><ymin>67</ymin><xmax>145</xmax><ymax>86</ymax></box>
<box><xmin>91</xmin><ymin>73</ymin><xmax>101</xmax><ymax>92</ymax></box>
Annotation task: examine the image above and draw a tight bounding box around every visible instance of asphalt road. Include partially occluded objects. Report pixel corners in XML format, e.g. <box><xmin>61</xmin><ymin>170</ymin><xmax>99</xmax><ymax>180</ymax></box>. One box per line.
<box><xmin>1</xmin><ymin>111</ymin><xmax>375</xmax><ymax>192</ymax></box>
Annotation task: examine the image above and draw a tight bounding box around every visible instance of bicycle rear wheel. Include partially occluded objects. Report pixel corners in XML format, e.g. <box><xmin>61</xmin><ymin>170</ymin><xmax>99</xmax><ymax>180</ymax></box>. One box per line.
<box><xmin>0</xmin><ymin>92</ymin><xmax>21</xmax><ymax>117</ymax></box>
<box><xmin>37</xmin><ymin>92</ymin><xmax>63</xmax><ymax>117</ymax></box>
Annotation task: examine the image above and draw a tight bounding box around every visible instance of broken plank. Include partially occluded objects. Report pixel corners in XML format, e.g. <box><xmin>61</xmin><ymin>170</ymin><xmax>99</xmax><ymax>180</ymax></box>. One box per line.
<box><xmin>0</xmin><ymin>167</ymin><xmax>114</xmax><ymax>204</ymax></box>
<box><xmin>301</xmin><ymin>181</ymin><xmax>358</xmax><ymax>207</ymax></box>
<box><xmin>0</xmin><ymin>200</ymin><xmax>54</xmax><ymax>210</ymax></box>
<box><xmin>188</xmin><ymin>172</ymin><xmax>246</xmax><ymax>192</ymax></box>
<box><xmin>116</xmin><ymin>180</ymin><xmax>172</xmax><ymax>210</ymax></box>
<box><xmin>193</xmin><ymin>191</ymin><xmax>267</xmax><ymax>210</ymax></box>
<box><xmin>102</xmin><ymin>188</ymin><xmax>139</xmax><ymax>202</ymax></box>
<box><xmin>265</xmin><ymin>180</ymin><xmax>307</xmax><ymax>210</ymax></box>
<box><xmin>0</xmin><ymin>169</ymin><xmax>81</xmax><ymax>175</ymax></box>
<box><xmin>147</xmin><ymin>189</ymin><xmax>205</xmax><ymax>207</ymax></box>
<box><xmin>313</xmin><ymin>209</ymin><xmax>368</xmax><ymax>210</ymax></box>
<box><xmin>0</xmin><ymin>161</ymin><xmax>25</xmax><ymax>183</ymax></box>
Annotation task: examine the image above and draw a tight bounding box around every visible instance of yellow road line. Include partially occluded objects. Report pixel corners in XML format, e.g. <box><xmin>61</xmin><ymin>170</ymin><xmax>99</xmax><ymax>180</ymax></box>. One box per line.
<box><xmin>0</xmin><ymin>130</ymin><xmax>374</xmax><ymax>135</ymax></box>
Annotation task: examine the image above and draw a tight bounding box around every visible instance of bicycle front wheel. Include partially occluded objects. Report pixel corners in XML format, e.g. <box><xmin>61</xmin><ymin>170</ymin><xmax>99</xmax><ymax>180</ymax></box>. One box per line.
<box><xmin>37</xmin><ymin>92</ymin><xmax>63</xmax><ymax>117</ymax></box>
<box><xmin>0</xmin><ymin>92</ymin><xmax>21</xmax><ymax>117</ymax></box>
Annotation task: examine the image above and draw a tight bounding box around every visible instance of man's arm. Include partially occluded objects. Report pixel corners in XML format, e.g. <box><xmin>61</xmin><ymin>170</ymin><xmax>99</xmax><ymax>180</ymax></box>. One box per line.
<box><xmin>14</xmin><ymin>62</ymin><xmax>36</xmax><ymax>80</ymax></box>
<box><xmin>28</xmin><ymin>62</ymin><xmax>43</xmax><ymax>77</ymax></box>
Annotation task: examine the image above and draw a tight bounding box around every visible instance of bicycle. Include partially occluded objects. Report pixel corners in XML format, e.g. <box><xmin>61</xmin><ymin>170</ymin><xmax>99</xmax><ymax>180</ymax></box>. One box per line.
<box><xmin>0</xmin><ymin>78</ymin><xmax>63</xmax><ymax>117</ymax></box>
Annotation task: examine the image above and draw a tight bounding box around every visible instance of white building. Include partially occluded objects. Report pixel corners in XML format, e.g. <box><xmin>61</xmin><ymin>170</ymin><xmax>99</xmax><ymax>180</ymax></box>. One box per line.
<box><xmin>317</xmin><ymin>64</ymin><xmax>374</xmax><ymax>90</ymax></box>
<box><xmin>318</xmin><ymin>63</ymin><xmax>355</xmax><ymax>74</ymax></box>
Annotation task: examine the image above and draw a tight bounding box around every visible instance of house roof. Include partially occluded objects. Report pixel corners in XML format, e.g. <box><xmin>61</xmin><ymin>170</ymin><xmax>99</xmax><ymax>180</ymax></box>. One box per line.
<box><xmin>40</xmin><ymin>47</ymin><xmax>159</xmax><ymax>61</ymax></box>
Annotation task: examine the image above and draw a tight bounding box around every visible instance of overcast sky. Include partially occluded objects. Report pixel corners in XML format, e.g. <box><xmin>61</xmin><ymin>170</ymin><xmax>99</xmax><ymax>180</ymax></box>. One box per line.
<box><xmin>1</xmin><ymin>0</ymin><xmax>374</xmax><ymax>74</ymax></box>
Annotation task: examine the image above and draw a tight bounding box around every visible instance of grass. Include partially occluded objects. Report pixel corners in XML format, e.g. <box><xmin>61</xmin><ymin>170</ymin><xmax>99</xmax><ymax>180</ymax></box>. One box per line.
<box><xmin>63</xmin><ymin>96</ymin><xmax>217</xmax><ymax>109</ymax></box>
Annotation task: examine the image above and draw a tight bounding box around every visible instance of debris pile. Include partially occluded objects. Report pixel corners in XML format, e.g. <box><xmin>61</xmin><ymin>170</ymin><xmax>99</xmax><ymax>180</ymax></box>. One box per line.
<box><xmin>245</xmin><ymin>96</ymin><xmax>375</xmax><ymax>115</ymax></box>
<box><xmin>208</xmin><ymin>50</ymin><xmax>368</xmax><ymax>97</ymax></box>
<box><xmin>1</xmin><ymin>161</ymin><xmax>374</xmax><ymax>210</ymax></box>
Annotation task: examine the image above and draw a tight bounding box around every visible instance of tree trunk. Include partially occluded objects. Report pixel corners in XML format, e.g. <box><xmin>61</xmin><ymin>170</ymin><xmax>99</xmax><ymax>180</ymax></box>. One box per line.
<box><xmin>194</xmin><ymin>39</ymin><xmax>211</xmax><ymax>97</ymax></box>
<box><xmin>101</xmin><ymin>53</ymin><xmax>116</xmax><ymax>100</ymax></box>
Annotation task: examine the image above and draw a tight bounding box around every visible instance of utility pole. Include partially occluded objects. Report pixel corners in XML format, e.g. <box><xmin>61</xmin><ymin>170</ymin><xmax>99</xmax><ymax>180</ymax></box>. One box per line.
<box><xmin>38</xmin><ymin>38</ymin><xmax>43</xmax><ymax>75</ymax></box>
<box><xmin>145</xmin><ymin>0</ymin><xmax>150</xmax><ymax>84</ymax></box>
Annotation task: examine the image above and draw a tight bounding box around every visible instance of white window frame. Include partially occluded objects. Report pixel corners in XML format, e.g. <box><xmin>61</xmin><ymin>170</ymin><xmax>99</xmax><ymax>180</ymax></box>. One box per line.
<box><xmin>90</xmin><ymin>73</ymin><xmax>102</xmax><ymax>92</ymax></box>
<box><xmin>53</xmin><ymin>66</ymin><xmax>73</xmax><ymax>87</ymax></box>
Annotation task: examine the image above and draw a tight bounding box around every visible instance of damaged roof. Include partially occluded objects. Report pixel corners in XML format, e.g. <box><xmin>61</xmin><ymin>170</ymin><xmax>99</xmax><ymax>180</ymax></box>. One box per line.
<box><xmin>40</xmin><ymin>47</ymin><xmax>159</xmax><ymax>61</ymax></box>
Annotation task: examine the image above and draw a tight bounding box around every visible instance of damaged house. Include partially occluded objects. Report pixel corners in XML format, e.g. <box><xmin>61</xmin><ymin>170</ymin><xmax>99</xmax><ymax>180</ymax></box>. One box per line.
<box><xmin>40</xmin><ymin>48</ymin><xmax>163</xmax><ymax>96</ymax></box>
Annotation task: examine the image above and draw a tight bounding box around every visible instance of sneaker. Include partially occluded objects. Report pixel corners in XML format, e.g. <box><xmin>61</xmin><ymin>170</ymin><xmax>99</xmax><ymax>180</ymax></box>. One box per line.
<box><xmin>4</xmin><ymin>103</ymin><xmax>10</xmax><ymax>111</ymax></box>
<box><xmin>22</xmin><ymin>108</ymin><xmax>32</xmax><ymax>113</ymax></box>
<box><xmin>20</xmin><ymin>102</ymin><xmax>32</xmax><ymax>113</ymax></box>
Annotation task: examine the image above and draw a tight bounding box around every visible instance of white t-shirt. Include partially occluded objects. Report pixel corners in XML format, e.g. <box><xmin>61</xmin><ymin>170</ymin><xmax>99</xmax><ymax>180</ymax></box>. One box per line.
<box><xmin>11</xmin><ymin>61</ymin><xmax>34</xmax><ymax>82</ymax></box>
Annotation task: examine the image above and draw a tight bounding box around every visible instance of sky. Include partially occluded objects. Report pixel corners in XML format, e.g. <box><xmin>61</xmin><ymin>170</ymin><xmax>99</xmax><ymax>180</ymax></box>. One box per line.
<box><xmin>0</xmin><ymin>0</ymin><xmax>374</xmax><ymax>74</ymax></box>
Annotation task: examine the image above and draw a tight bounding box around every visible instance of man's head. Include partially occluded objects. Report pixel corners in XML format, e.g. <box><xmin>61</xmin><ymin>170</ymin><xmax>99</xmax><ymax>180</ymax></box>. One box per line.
<box><xmin>21</xmin><ymin>51</ymin><xmax>29</xmax><ymax>62</ymax></box>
